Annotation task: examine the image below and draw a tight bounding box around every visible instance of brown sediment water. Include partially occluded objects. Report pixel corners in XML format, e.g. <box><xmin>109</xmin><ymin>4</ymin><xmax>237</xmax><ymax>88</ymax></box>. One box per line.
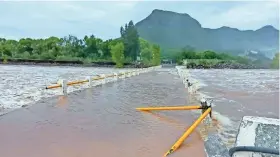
<box><xmin>0</xmin><ymin>69</ymin><xmax>207</xmax><ymax>157</ymax></box>
<box><xmin>187</xmin><ymin>69</ymin><xmax>279</xmax><ymax>148</ymax></box>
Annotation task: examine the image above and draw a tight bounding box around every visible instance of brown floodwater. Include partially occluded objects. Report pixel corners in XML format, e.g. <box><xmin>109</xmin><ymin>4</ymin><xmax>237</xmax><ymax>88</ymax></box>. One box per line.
<box><xmin>0</xmin><ymin>69</ymin><xmax>207</xmax><ymax>157</ymax></box>
<box><xmin>187</xmin><ymin>69</ymin><xmax>279</xmax><ymax>148</ymax></box>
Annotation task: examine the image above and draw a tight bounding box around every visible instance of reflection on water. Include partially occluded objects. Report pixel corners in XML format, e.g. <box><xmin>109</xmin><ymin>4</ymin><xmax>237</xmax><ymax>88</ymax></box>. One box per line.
<box><xmin>56</xmin><ymin>96</ymin><xmax>68</xmax><ymax>108</ymax></box>
<box><xmin>141</xmin><ymin>111</ymin><xmax>186</xmax><ymax>129</ymax></box>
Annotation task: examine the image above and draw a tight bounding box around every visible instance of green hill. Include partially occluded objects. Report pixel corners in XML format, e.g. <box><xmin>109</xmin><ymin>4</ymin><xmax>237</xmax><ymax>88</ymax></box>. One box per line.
<box><xmin>135</xmin><ymin>9</ymin><xmax>279</xmax><ymax>59</ymax></box>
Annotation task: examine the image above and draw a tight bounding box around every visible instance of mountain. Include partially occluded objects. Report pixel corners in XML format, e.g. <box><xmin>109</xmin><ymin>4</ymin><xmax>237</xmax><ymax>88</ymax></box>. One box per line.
<box><xmin>135</xmin><ymin>9</ymin><xmax>279</xmax><ymax>59</ymax></box>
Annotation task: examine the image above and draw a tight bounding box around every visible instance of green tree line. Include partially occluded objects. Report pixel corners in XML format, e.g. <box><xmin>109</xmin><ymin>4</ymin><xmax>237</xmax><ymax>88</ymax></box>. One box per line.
<box><xmin>0</xmin><ymin>20</ymin><xmax>161</xmax><ymax>68</ymax></box>
<box><xmin>176</xmin><ymin>48</ymin><xmax>252</xmax><ymax>65</ymax></box>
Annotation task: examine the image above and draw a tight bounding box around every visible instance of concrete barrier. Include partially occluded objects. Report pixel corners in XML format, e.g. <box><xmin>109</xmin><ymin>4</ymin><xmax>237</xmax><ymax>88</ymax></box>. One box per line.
<box><xmin>176</xmin><ymin>66</ymin><xmax>201</xmax><ymax>95</ymax></box>
<box><xmin>87</xmin><ymin>76</ymin><xmax>92</xmax><ymax>87</ymax></box>
<box><xmin>57</xmin><ymin>79</ymin><xmax>67</xmax><ymax>95</ymax></box>
<box><xmin>100</xmin><ymin>74</ymin><xmax>106</xmax><ymax>84</ymax></box>
<box><xmin>113</xmin><ymin>73</ymin><xmax>118</xmax><ymax>81</ymax></box>
<box><xmin>232</xmin><ymin>116</ymin><xmax>279</xmax><ymax>157</ymax></box>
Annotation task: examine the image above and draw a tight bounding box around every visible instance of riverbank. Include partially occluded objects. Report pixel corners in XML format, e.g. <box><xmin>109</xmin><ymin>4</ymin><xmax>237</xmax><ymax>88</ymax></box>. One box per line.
<box><xmin>186</xmin><ymin>62</ymin><xmax>259</xmax><ymax>69</ymax></box>
<box><xmin>0</xmin><ymin>58</ymin><xmax>150</xmax><ymax>68</ymax></box>
<box><xmin>184</xmin><ymin>59</ymin><xmax>262</xmax><ymax>69</ymax></box>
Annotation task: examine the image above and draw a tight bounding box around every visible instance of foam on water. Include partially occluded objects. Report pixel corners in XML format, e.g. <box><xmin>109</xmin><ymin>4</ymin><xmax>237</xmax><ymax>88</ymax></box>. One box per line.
<box><xmin>175</xmin><ymin>66</ymin><xmax>279</xmax><ymax>150</ymax></box>
<box><xmin>212</xmin><ymin>111</ymin><xmax>233</xmax><ymax>127</ymax></box>
<box><xmin>0</xmin><ymin>65</ymin><xmax>136</xmax><ymax>112</ymax></box>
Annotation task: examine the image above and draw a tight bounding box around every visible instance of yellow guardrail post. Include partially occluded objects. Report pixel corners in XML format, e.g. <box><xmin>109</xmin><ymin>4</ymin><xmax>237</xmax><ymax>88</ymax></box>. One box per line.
<box><xmin>67</xmin><ymin>79</ymin><xmax>89</xmax><ymax>86</ymax></box>
<box><xmin>92</xmin><ymin>75</ymin><xmax>103</xmax><ymax>81</ymax></box>
<box><xmin>46</xmin><ymin>84</ymin><xmax>61</xmax><ymax>89</ymax></box>
<box><xmin>163</xmin><ymin>107</ymin><xmax>212</xmax><ymax>156</ymax></box>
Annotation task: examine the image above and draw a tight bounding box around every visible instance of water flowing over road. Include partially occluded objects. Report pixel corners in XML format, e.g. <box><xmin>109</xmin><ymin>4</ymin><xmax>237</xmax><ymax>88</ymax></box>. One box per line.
<box><xmin>0</xmin><ymin>65</ymin><xmax>134</xmax><ymax>111</ymax></box>
<box><xmin>0</xmin><ymin>68</ymin><xmax>207</xmax><ymax>157</ymax></box>
<box><xmin>0</xmin><ymin>65</ymin><xmax>278</xmax><ymax>157</ymax></box>
<box><xmin>186</xmin><ymin>68</ymin><xmax>279</xmax><ymax>148</ymax></box>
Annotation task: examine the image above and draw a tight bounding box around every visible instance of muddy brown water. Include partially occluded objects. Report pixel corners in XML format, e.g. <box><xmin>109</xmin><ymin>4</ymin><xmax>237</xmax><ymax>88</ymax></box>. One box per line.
<box><xmin>0</xmin><ymin>69</ymin><xmax>207</xmax><ymax>157</ymax></box>
<box><xmin>188</xmin><ymin>69</ymin><xmax>279</xmax><ymax>148</ymax></box>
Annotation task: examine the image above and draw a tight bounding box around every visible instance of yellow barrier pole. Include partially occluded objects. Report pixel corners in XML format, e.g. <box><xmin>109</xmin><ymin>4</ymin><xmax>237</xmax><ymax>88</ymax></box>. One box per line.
<box><xmin>136</xmin><ymin>105</ymin><xmax>202</xmax><ymax>111</ymax></box>
<box><xmin>92</xmin><ymin>74</ymin><xmax>107</xmax><ymax>80</ymax></box>
<box><xmin>46</xmin><ymin>70</ymin><xmax>138</xmax><ymax>90</ymax></box>
<box><xmin>46</xmin><ymin>84</ymin><xmax>62</xmax><ymax>89</ymax></box>
<box><xmin>163</xmin><ymin>107</ymin><xmax>212</xmax><ymax>157</ymax></box>
<box><xmin>46</xmin><ymin>73</ymin><xmax>112</xmax><ymax>89</ymax></box>
<box><xmin>92</xmin><ymin>76</ymin><xmax>102</xmax><ymax>80</ymax></box>
<box><xmin>106</xmin><ymin>74</ymin><xmax>115</xmax><ymax>78</ymax></box>
<box><xmin>46</xmin><ymin>79</ymin><xmax>89</xmax><ymax>89</ymax></box>
<box><xmin>67</xmin><ymin>80</ymin><xmax>89</xmax><ymax>86</ymax></box>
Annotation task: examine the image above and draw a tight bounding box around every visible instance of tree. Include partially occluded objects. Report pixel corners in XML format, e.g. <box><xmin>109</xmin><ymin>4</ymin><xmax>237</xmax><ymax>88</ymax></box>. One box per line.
<box><xmin>120</xmin><ymin>20</ymin><xmax>140</xmax><ymax>61</ymax></box>
<box><xmin>110</xmin><ymin>42</ymin><xmax>125</xmax><ymax>68</ymax></box>
<box><xmin>100</xmin><ymin>40</ymin><xmax>111</xmax><ymax>58</ymax></box>
<box><xmin>180</xmin><ymin>49</ymin><xmax>197</xmax><ymax>59</ymax></box>
<box><xmin>140</xmin><ymin>38</ymin><xmax>152</xmax><ymax>64</ymax></box>
<box><xmin>235</xmin><ymin>56</ymin><xmax>250</xmax><ymax>65</ymax></box>
<box><xmin>120</xmin><ymin>26</ymin><xmax>125</xmax><ymax>38</ymax></box>
<box><xmin>271</xmin><ymin>53</ymin><xmax>279</xmax><ymax>69</ymax></box>
<box><xmin>3</xmin><ymin>55</ymin><xmax>8</xmax><ymax>64</ymax></box>
<box><xmin>0</xmin><ymin>26</ymin><xmax>157</xmax><ymax>66</ymax></box>
<box><xmin>203</xmin><ymin>51</ymin><xmax>218</xmax><ymax>59</ymax></box>
<box><xmin>61</xmin><ymin>35</ymin><xmax>84</xmax><ymax>58</ymax></box>
<box><xmin>152</xmin><ymin>44</ymin><xmax>161</xmax><ymax>66</ymax></box>
<box><xmin>22</xmin><ymin>51</ymin><xmax>31</xmax><ymax>59</ymax></box>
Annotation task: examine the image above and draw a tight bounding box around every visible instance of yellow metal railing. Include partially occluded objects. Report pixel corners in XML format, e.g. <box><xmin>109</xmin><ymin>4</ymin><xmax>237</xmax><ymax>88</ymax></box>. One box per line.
<box><xmin>164</xmin><ymin>108</ymin><xmax>212</xmax><ymax>156</ymax></box>
<box><xmin>45</xmin><ymin>69</ymin><xmax>148</xmax><ymax>90</ymax></box>
<box><xmin>136</xmin><ymin>103</ymin><xmax>212</xmax><ymax>156</ymax></box>
<box><xmin>136</xmin><ymin>105</ymin><xmax>202</xmax><ymax>111</ymax></box>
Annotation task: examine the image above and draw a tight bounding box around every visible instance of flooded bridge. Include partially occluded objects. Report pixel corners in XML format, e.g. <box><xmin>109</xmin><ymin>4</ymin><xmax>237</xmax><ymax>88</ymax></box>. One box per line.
<box><xmin>1</xmin><ymin>66</ymin><xmax>278</xmax><ymax>157</ymax></box>
<box><xmin>0</xmin><ymin>68</ymin><xmax>207</xmax><ymax>157</ymax></box>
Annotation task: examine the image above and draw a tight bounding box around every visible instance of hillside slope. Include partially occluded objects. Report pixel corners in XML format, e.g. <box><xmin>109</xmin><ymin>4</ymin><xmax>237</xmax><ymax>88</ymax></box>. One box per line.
<box><xmin>135</xmin><ymin>9</ymin><xmax>279</xmax><ymax>58</ymax></box>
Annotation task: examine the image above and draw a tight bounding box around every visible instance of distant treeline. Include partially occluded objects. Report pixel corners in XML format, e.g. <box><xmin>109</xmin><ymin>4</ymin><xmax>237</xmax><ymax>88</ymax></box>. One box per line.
<box><xmin>172</xmin><ymin>48</ymin><xmax>279</xmax><ymax>69</ymax></box>
<box><xmin>0</xmin><ymin>21</ymin><xmax>161</xmax><ymax>68</ymax></box>
<box><xmin>175</xmin><ymin>49</ymin><xmax>250</xmax><ymax>65</ymax></box>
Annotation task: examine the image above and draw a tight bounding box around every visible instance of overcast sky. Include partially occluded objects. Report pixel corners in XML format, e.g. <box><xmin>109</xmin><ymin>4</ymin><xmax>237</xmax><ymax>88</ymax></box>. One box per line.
<box><xmin>0</xmin><ymin>0</ymin><xmax>279</xmax><ymax>40</ymax></box>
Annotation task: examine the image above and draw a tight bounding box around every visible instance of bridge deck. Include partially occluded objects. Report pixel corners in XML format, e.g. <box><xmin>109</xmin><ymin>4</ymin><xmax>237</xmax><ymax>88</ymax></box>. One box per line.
<box><xmin>0</xmin><ymin>69</ymin><xmax>206</xmax><ymax>157</ymax></box>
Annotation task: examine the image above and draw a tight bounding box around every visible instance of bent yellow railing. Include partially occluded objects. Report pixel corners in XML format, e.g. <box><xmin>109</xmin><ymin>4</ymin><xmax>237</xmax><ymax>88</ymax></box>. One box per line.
<box><xmin>136</xmin><ymin>105</ymin><xmax>202</xmax><ymax>111</ymax></box>
<box><xmin>136</xmin><ymin>102</ymin><xmax>212</xmax><ymax>156</ymax></box>
<box><xmin>164</xmin><ymin>108</ymin><xmax>212</xmax><ymax>156</ymax></box>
